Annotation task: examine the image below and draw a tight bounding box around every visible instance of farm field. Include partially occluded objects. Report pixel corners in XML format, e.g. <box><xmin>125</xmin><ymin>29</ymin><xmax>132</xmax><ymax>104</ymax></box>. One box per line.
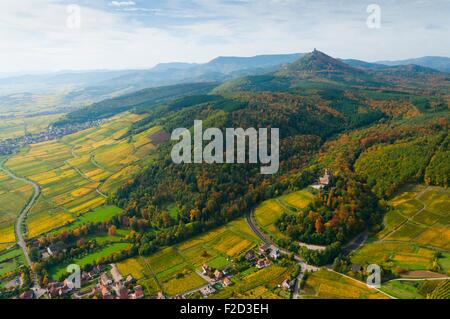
<box><xmin>210</xmin><ymin>264</ymin><xmax>293</xmax><ymax>299</ymax></box>
<box><xmin>4</xmin><ymin>113</ymin><xmax>162</xmax><ymax>238</ymax></box>
<box><xmin>299</xmin><ymin>269</ymin><xmax>388</xmax><ymax>299</ymax></box>
<box><xmin>0</xmin><ymin>162</ymin><xmax>33</xmax><ymax>245</ymax></box>
<box><xmin>50</xmin><ymin>242</ymin><xmax>132</xmax><ymax>281</ymax></box>
<box><xmin>351</xmin><ymin>185</ymin><xmax>450</xmax><ymax>275</ymax></box>
<box><xmin>254</xmin><ymin>189</ymin><xmax>315</xmax><ymax>241</ymax></box>
<box><xmin>116</xmin><ymin>217</ymin><xmax>280</xmax><ymax>298</ymax></box>
<box><xmin>47</xmin><ymin>205</ymin><xmax>124</xmax><ymax>235</ymax></box>
<box><xmin>381</xmin><ymin>279</ymin><xmax>450</xmax><ymax>299</ymax></box>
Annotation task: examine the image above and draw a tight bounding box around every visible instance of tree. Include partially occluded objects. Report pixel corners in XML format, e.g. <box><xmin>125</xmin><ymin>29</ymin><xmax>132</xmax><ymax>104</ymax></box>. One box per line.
<box><xmin>315</xmin><ymin>218</ymin><xmax>323</xmax><ymax>234</ymax></box>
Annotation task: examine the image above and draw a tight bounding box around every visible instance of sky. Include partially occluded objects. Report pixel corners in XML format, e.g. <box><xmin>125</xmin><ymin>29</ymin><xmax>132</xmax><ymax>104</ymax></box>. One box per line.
<box><xmin>0</xmin><ymin>0</ymin><xmax>449</xmax><ymax>73</ymax></box>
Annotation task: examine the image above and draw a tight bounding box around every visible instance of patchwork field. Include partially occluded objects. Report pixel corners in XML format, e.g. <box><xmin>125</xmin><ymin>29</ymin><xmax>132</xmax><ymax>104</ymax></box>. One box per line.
<box><xmin>0</xmin><ymin>247</ymin><xmax>25</xmax><ymax>277</ymax></box>
<box><xmin>117</xmin><ymin>217</ymin><xmax>268</xmax><ymax>298</ymax></box>
<box><xmin>299</xmin><ymin>269</ymin><xmax>388</xmax><ymax>299</ymax></box>
<box><xmin>352</xmin><ymin>185</ymin><xmax>450</xmax><ymax>275</ymax></box>
<box><xmin>4</xmin><ymin>113</ymin><xmax>162</xmax><ymax>238</ymax></box>
<box><xmin>210</xmin><ymin>264</ymin><xmax>293</xmax><ymax>299</ymax></box>
<box><xmin>378</xmin><ymin>185</ymin><xmax>449</xmax><ymax>249</ymax></box>
<box><xmin>254</xmin><ymin>189</ymin><xmax>315</xmax><ymax>241</ymax></box>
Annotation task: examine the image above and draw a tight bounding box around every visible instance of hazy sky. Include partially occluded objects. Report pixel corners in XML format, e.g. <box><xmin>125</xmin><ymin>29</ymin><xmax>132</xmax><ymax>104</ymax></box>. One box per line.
<box><xmin>0</xmin><ymin>0</ymin><xmax>449</xmax><ymax>72</ymax></box>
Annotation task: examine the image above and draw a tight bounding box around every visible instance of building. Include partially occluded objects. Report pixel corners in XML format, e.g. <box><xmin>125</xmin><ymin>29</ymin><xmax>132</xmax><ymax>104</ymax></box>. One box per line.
<box><xmin>124</xmin><ymin>275</ymin><xmax>135</xmax><ymax>285</ymax></box>
<box><xmin>19</xmin><ymin>290</ymin><xmax>34</xmax><ymax>300</ymax></box>
<box><xmin>118</xmin><ymin>287</ymin><xmax>129</xmax><ymax>300</ymax></box>
<box><xmin>319</xmin><ymin>169</ymin><xmax>332</xmax><ymax>186</ymax></box>
<box><xmin>312</xmin><ymin>169</ymin><xmax>333</xmax><ymax>190</ymax></box>
<box><xmin>352</xmin><ymin>264</ymin><xmax>363</xmax><ymax>273</ymax></box>
<box><xmin>157</xmin><ymin>292</ymin><xmax>166</xmax><ymax>299</ymax></box>
<box><xmin>256</xmin><ymin>259</ymin><xmax>271</xmax><ymax>269</ymax></box>
<box><xmin>244</xmin><ymin>250</ymin><xmax>255</xmax><ymax>261</ymax></box>
<box><xmin>223</xmin><ymin>277</ymin><xmax>233</xmax><ymax>287</ymax></box>
<box><xmin>201</xmin><ymin>264</ymin><xmax>209</xmax><ymax>275</ymax></box>
<box><xmin>214</xmin><ymin>270</ymin><xmax>223</xmax><ymax>280</ymax></box>
<box><xmin>200</xmin><ymin>285</ymin><xmax>216</xmax><ymax>297</ymax></box>
<box><xmin>259</xmin><ymin>244</ymin><xmax>271</xmax><ymax>254</ymax></box>
<box><xmin>99</xmin><ymin>284</ymin><xmax>113</xmax><ymax>299</ymax></box>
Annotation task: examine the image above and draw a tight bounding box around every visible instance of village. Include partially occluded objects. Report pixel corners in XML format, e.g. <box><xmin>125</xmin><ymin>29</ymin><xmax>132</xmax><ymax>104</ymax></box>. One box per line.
<box><xmin>10</xmin><ymin>241</ymin><xmax>294</xmax><ymax>300</ymax></box>
<box><xmin>0</xmin><ymin>119</ymin><xmax>109</xmax><ymax>155</ymax></box>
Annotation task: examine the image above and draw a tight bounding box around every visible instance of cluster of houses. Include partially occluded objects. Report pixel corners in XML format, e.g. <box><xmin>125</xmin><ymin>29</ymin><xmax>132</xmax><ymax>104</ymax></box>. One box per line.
<box><xmin>252</xmin><ymin>244</ymin><xmax>281</xmax><ymax>269</ymax></box>
<box><xmin>96</xmin><ymin>270</ymin><xmax>144</xmax><ymax>300</ymax></box>
<box><xmin>201</xmin><ymin>264</ymin><xmax>233</xmax><ymax>287</ymax></box>
<box><xmin>46</xmin><ymin>265</ymin><xmax>106</xmax><ymax>299</ymax></box>
<box><xmin>0</xmin><ymin>119</ymin><xmax>108</xmax><ymax>156</ymax></box>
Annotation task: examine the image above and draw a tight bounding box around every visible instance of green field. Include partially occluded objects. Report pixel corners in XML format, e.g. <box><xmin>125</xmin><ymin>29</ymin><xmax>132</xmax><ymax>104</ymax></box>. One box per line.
<box><xmin>299</xmin><ymin>269</ymin><xmax>388</xmax><ymax>299</ymax></box>
<box><xmin>352</xmin><ymin>185</ymin><xmax>450</xmax><ymax>275</ymax></box>
<box><xmin>48</xmin><ymin>205</ymin><xmax>123</xmax><ymax>234</ymax></box>
<box><xmin>254</xmin><ymin>189</ymin><xmax>315</xmax><ymax>241</ymax></box>
<box><xmin>0</xmin><ymin>114</ymin><xmax>63</xmax><ymax>140</ymax></box>
<box><xmin>0</xmin><ymin>163</ymin><xmax>33</xmax><ymax>244</ymax></box>
<box><xmin>381</xmin><ymin>279</ymin><xmax>450</xmax><ymax>299</ymax></box>
<box><xmin>50</xmin><ymin>243</ymin><xmax>132</xmax><ymax>280</ymax></box>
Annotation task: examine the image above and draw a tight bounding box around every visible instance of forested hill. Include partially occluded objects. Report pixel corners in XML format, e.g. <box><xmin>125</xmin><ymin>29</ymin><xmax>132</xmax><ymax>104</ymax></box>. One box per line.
<box><xmin>53</xmin><ymin>82</ymin><xmax>218</xmax><ymax>127</ymax></box>
<box><xmin>55</xmin><ymin>50</ymin><xmax>449</xmax><ymax>128</ymax></box>
<box><xmin>107</xmin><ymin>52</ymin><xmax>449</xmax><ymax>256</ymax></box>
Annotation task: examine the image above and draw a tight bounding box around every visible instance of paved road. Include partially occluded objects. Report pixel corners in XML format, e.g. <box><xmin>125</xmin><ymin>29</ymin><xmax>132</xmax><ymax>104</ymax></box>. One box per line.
<box><xmin>68</xmin><ymin>147</ymin><xmax>107</xmax><ymax>198</ymax></box>
<box><xmin>245</xmin><ymin>209</ymin><xmax>394</xmax><ymax>299</ymax></box>
<box><xmin>0</xmin><ymin>158</ymin><xmax>43</xmax><ymax>293</ymax></box>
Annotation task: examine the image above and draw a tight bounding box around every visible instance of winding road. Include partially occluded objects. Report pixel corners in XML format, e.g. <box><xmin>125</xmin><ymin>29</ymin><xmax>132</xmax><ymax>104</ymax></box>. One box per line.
<box><xmin>245</xmin><ymin>209</ymin><xmax>392</xmax><ymax>299</ymax></box>
<box><xmin>0</xmin><ymin>158</ymin><xmax>43</xmax><ymax>294</ymax></box>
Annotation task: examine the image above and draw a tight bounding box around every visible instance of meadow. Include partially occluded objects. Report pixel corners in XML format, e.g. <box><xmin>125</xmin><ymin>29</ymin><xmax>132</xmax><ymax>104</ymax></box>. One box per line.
<box><xmin>49</xmin><ymin>242</ymin><xmax>132</xmax><ymax>280</ymax></box>
<box><xmin>116</xmin><ymin>217</ymin><xmax>295</xmax><ymax>298</ymax></box>
<box><xmin>380</xmin><ymin>279</ymin><xmax>450</xmax><ymax>299</ymax></box>
<box><xmin>0</xmin><ymin>114</ymin><xmax>63</xmax><ymax>140</ymax></box>
<box><xmin>4</xmin><ymin>113</ymin><xmax>162</xmax><ymax>238</ymax></box>
<box><xmin>351</xmin><ymin>185</ymin><xmax>450</xmax><ymax>275</ymax></box>
<box><xmin>254</xmin><ymin>189</ymin><xmax>315</xmax><ymax>241</ymax></box>
<box><xmin>0</xmin><ymin>247</ymin><xmax>25</xmax><ymax>277</ymax></box>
